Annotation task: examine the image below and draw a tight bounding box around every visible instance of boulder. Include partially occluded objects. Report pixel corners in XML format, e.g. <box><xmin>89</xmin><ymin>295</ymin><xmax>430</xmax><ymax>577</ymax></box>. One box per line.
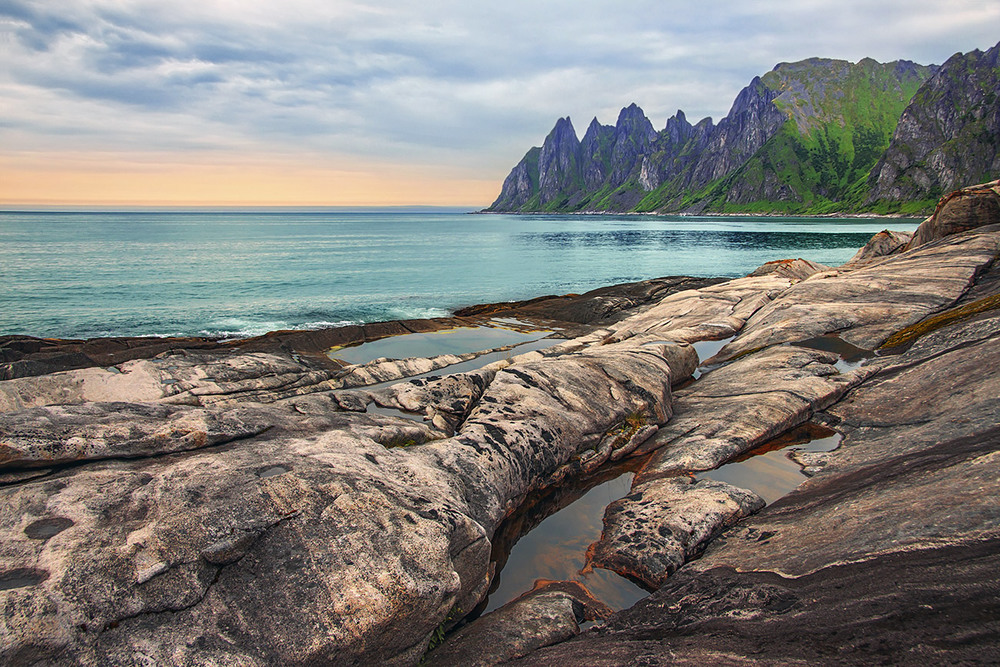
<box><xmin>907</xmin><ymin>179</ymin><xmax>1000</xmax><ymax>248</ymax></box>
<box><xmin>425</xmin><ymin>580</ymin><xmax>612</xmax><ymax>666</ymax></box>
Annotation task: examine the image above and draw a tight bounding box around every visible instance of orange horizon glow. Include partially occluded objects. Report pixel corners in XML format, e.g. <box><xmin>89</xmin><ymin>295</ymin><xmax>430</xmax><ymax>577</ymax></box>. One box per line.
<box><xmin>0</xmin><ymin>153</ymin><xmax>500</xmax><ymax>207</ymax></box>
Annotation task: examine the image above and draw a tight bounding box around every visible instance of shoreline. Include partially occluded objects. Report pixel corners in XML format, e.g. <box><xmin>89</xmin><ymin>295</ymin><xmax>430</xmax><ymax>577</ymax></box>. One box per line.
<box><xmin>0</xmin><ymin>275</ymin><xmax>726</xmax><ymax>380</ymax></box>
<box><xmin>2</xmin><ymin>181</ymin><xmax>1000</xmax><ymax>664</ymax></box>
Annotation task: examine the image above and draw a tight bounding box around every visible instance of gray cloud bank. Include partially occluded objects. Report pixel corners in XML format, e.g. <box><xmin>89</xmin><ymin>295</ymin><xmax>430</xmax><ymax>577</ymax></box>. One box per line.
<box><xmin>1</xmin><ymin>0</ymin><xmax>997</xmax><ymax>184</ymax></box>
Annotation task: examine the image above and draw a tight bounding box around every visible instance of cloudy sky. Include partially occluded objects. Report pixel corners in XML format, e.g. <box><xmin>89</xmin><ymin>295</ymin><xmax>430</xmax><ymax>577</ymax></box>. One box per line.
<box><xmin>1</xmin><ymin>0</ymin><xmax>996</xmax><ymax>206</ymax></box>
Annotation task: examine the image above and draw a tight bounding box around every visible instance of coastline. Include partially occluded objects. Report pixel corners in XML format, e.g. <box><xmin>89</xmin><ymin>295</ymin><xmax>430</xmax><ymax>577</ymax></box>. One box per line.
<box><xmin>1</xmin><ymin>181</ymin><xmax>998</xmax><ymax>665</ymax></box>
<box><xmin>473</xmin><ymin>208</ymin><xmax>926</xmax><ymax>220</ymax></box>
<box><xmin>0</xmin><ymin>276</ymin><xmax>725</xmax><ymax>380</ymax></box>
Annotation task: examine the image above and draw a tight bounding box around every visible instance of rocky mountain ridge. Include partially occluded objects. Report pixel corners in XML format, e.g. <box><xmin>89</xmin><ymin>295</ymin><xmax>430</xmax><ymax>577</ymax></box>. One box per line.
<box><xmin>487</xmin><ymin>42</ymin><xmax>999</xmax><ymax>216</ymax></box>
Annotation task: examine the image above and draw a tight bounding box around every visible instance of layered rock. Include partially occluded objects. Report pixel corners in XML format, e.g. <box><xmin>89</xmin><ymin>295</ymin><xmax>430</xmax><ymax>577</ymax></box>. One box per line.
<box><xmin>506</xmin><ymin>185</ymin><xmax>1000</xmax><ymax>665</ymax></box>
<box><xmin>0</xmin><ymin>304</ymin><xmax>695</xmax><ymax>664</ymax></box>
<box><xmin>867</xmin><ymin>42</ymin><xmax>1000</xmax><ymax>206</ymax></box>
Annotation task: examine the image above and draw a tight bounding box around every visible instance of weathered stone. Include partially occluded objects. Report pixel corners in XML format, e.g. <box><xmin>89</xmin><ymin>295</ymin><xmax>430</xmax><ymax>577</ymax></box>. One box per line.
<box><xmin>508</xmin><ymin>220</ymin><xmax>1000</xmax><ymax>666</ymax></box>
<box><xmin>0</xmin><ymin>310</ymin><xmax>693</xmax><ymax>664</ymax></box>
<box><xmin>840</xmin><ymin>228</ymin><xmax>914</xmax><ymax>268</ymax></box>
<box><xmin>426</xmin><ymin>580</ymin><xmax>612</xmax><ymax>666</ymax></box>
<box><xmin>0</xmin><ymin>402</ymin><xmax>272</xmax><ymax>467</ymax></box>
<box><xmin>3</xmin><ymin>188</ymin><xmax>1000</xmax><ymax>664</ymax></box>
<box><xmin>745</xmin><ymin>257</ymin><xmax>831</xmax><ymax>280</ymax></box>
<box><xmin>907</xmin><ymin>179</ymin><xmax>1000</xmax><ymax>248</ymax></box>
<box><xmin>714</xmin><ymin>226</ymin><xmax>1000</xmax><ymax>359</ymax></box>
<box><xmin>588</xmin><ymin>477</ymin><xmax>764</xmax><ymax>589</ymax></box>
<box><xmin>636</xmin><ymin>344</ymin><xmax>867</xmax><ymax>478</ymax></box>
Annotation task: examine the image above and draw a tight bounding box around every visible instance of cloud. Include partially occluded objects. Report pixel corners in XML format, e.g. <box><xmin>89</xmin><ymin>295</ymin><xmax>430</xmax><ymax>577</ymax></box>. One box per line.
<box><xmin>1</xmin><ymin>0</ymin><xmax>997</xmax><ymax>203</ymax></box>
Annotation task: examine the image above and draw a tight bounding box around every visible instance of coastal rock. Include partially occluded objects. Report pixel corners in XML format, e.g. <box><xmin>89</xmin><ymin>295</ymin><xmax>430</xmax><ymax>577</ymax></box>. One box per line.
<box><xmin>4</xmin><ymin>183</ymin><xmax>1000</xmax><ymax>664</ymax></box>
<box><xmin>713</xmin><ymin>225</ymin><xmax>1000</xmax><ymax>360</ymax></box>
<box><xmin>587</xmin><ymin>477</ymin><xmax>764</xmax><ymax>589</ymax></box>
<box><xmin>0</xmin><ymin>317</ymin><xmax>477</xmax><ymax>381</ymax></box>
<box><xmin>507</xmin><ymin>194</ymin><xmax>1000</xmax><ymax>666</ymax></box>
<box><xmin>840</xmin><ymin>228</ymin><xmax>913</xmax><ymax>268</ymax></box>
<box><xmin>518</xmin><ymin>239</ymin><xmax>1000</xmax><ymax>666</ymax></box>
<box><xmin>425</xmin><ymin>580</ymin><xmax>612</xmax><ymax>666</ymax></box>
<box><xmin>453</xmin><ymin>276</ymin><xmax>727</xmax><ymax>326</ymax></box>
<box><xmin>907</xmin><ymin>179</ymin><xmax>1000</xmax><ymax>248</ymax></box>
<box><xmin>0</xmin><ymin>402</ymin><xmax>272</xmax><ymax>468</ymax></box>
<box><xmin>635</xmin><ymin>343</ymin><xmax>866</xmax><ymax>478</ymax></box>
<box><xmin>745</xmin><ymin>257</ymin><xmax>831</xmax><ymax>280</ymax></box>
<box><xmin>0</xmin><ymin>309</ymin><xmax>694</xmax><ymax>664</ymax></box>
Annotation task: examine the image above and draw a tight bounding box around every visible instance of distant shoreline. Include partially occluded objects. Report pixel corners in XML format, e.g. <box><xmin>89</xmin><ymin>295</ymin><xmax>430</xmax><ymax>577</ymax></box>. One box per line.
<box><xmin>472</xmin><ymin>209</ymin><xmax>925</xmax><ymax>220</ymax></box>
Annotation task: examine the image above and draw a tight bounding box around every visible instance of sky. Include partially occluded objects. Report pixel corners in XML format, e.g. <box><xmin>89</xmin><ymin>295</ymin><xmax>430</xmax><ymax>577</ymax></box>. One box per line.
<box><xmin>1</xmin><ymin>1</ymin><xmax>997</xmax><ymax>207</ymax></box>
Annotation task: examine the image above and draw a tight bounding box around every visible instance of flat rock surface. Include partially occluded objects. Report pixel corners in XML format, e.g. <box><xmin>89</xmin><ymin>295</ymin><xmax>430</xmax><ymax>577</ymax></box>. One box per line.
<box><xmin>425</xmin><ymin>580</ymin><xmax>612</xmax><ymax>667</ymax></box>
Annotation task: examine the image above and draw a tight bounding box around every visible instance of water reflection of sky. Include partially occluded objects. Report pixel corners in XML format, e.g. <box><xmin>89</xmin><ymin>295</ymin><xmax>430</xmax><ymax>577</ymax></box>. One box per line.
<box><xmin>484</xmin><ymin>471</ymin><xmax>647</xmax><ymax>614</ymax></box>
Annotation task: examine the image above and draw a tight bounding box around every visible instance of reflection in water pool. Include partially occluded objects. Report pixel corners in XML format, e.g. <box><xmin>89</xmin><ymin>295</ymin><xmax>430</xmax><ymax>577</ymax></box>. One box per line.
<box><xmin>697</xmin><ymin>422</ymin><xmax>843</xmax><ymax>504</ymax></box>
<box><xmin>791</xmin><ymin>333</ymin><xmax>876</xmax><ymax>373</ymax></box>
<box><xmin>329</xmin><ymin>321</ymin><xmax>553</xmax><ymax>365</ymax></box>
<box><xmin>481</xmin><ymin>457</ymin><xmax>650</xmax><ymax>615</ymax></box>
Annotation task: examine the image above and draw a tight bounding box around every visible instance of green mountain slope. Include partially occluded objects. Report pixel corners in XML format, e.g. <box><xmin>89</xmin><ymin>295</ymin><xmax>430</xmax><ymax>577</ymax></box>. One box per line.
<box><xmin>487</xmin><ymin>44</ymin><xmax>1000</xmax><ymax>216</ymax></box>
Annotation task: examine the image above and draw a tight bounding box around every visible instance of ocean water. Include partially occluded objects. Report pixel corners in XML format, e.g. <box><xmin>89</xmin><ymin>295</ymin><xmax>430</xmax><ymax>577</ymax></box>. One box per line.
<box><xmin>0</xmin><ymin>207</ymin><xmax>920</xmax><ymax>340</ymax></box>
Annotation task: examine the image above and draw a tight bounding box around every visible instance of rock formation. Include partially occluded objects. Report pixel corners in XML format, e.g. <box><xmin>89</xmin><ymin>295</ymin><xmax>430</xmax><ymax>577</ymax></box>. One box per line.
<box><xmin>2</xmin><ymin>181</ymin><xmax>1000</xmax><ymax>664</ymax></box>
<box><xmin>867</xmin><ymin>42</ymin><xmax>1000</xmax><ymax>207</ymax></box>
<box><xmin>486</xmin><ymin>42</ymin><xmax>1000</xmax><ymax>215</ymax></box>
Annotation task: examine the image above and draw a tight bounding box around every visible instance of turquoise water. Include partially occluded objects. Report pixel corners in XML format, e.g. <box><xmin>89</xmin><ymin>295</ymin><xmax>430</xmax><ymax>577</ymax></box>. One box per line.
<box><xmin>0</xmin><ymin>207</ymin><xmax>919</xmax><ymax>339</ymax></box>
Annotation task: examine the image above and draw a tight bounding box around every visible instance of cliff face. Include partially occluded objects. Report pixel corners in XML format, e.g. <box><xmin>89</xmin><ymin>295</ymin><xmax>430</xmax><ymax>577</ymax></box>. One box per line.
<box><xmin>487</xmin><ymin>42</ymin><xmax>999</xmax><ymax>215</ymax></box>
<box><xmin>866</xmin><ymin>43</ymin><xmax>1000</xmax><ymax>209</ymax></box>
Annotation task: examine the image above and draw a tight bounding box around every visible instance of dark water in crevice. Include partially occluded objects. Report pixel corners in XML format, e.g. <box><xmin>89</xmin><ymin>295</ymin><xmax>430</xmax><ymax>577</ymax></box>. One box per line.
<box><xmin>476</xmin><ymin>456</ymin><xmax>650</xmax><ymax>617</ymax></box>
<box><xmin>691</xmin><ymin>336</ymin><xmax>737</xmax><ymax>379</ymax></box>
<box><xmin>696</xmin><ymin>422</ymin><xmax>843</xmax><ymax>504</ymax></box>
<box><xmin>791</xmin><ymin>333</ymin><xmax>876</xmax><ymax>373</ymax></box>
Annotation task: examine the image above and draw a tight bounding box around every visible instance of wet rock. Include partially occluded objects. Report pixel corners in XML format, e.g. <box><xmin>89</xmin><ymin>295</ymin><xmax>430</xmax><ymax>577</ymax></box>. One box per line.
<box><xmin>588</xmin><ymin>477</ymin><xmax>764</xmax><ymax>589</ymax></box>
<box><xmin>510</xmin><ymin>221</ymin><xmax>1000</xmax><ymax>666</ymax></box>
<box><xmin>454</xmin><ymin>276</ymin><xmax>728</xmax><ymax>325</ymax></box>
<box><xmin>426</xmin><ymin>580</ymin><xmax>612</xmax><ymax>666</ymax></box>
<box><xmin>714</xmin><ymin>226</ymin><xmax>1000</xmax><ymax>359</ymax></box>
<box><xmin>2</xmin><ymin>188</ymin><xmax>999</xmax><ymax>664</ymax></box>
<box><xmin>636</xmin><ymin>344</ymin><xmax>866</xmax><ymax>477</ymax></box>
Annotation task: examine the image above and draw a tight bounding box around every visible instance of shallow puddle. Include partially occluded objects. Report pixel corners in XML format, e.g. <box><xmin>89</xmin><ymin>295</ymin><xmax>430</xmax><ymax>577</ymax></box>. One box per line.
<box><xmin>366</xmin><ymin>403</ymin><xmax>425</xmax><ymax>422</ymax></box>
<box><xmin>792</xmin><ymin>333</ymin><xmax>875</xmax><ymax>373</ymax></box>
<box><xmin>691</xmin><ymin>335</ymin><xmax>736</xmax><ymax>379</ymax></box>
<box><xmin>696</xmin><ymin>422</ymin><xmax>843</xmax><ymax>504</ymax></box>
<box><xmin>355</xmin><ymin>337</ymin><xmax>568</xmax><ymax>393</ymax></box>
<box><xmin>480</xmin><ymin>457</ymin><xmax>649</xmax><ymax>615</ymax></box>
<box><xmin>329</xmin><ymin>321</ymin><xmax>554</xmax><ymax>365</ymax></box>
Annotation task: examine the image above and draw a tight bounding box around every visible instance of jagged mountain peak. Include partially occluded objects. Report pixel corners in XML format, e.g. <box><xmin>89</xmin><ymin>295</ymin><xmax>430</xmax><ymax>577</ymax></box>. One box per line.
<box><xmin>487</xmin><ymin>43</ymin><xmax>995</xmax><ymax>215</ymax></box>
<box><xmin>546</xmin><ymin>116</ymin><xmax>579</xmax><ymax>142</ymax></box>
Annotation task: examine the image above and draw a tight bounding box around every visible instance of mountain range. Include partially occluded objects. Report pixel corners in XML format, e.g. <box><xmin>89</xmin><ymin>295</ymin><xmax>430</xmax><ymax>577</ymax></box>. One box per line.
<box><xmin>486</xmin><ymin>41</ymin><xmax>999</xmax><ymax>216</ymax></box>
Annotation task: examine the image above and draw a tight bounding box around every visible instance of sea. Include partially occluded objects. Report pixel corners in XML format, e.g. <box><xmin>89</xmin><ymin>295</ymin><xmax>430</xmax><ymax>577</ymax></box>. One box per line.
<box><xmin>0</xmin><ymin>207</ymin><xmax>921</xmax><ymax>340</ymax></box>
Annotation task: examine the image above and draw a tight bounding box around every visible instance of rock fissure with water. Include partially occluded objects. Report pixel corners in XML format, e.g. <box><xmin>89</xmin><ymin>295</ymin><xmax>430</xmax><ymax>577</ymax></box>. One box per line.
<box><xmin>2</xmin><ymin>182</ymin><xmax>1000</xmax><ymax>664</ymax></box>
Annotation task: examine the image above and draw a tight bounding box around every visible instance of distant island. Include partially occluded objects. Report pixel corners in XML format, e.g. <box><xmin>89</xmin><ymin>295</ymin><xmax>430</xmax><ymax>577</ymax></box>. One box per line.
<box><xmin>486</xmin><ymin>41</ymin><xmax>999</xmax><ymax>216</ymax></box>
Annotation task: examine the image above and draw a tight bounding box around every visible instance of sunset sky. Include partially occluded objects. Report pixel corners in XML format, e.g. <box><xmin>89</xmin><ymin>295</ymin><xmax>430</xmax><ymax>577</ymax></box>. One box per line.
<box><xmin>2</xmin><ymin>0</ymin><xmax>997</xmax><ymax>207</ymax></box>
